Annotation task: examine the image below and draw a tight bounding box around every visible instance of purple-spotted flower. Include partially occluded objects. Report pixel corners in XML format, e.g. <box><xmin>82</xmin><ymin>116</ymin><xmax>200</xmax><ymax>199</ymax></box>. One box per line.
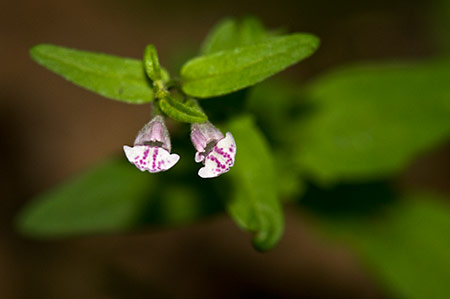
<box><xmin>191</xmin><ymin>121</ymin><xmax>236</xmax><ymax>178</ymax></box>
<box><xmin>123</xmin><ymin>115</ymin><xmax>180</xmax><ymax>173</ymax></box>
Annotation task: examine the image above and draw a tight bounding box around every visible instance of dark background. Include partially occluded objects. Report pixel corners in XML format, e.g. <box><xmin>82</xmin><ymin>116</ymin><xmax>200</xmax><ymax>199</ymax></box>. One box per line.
<box><xmin>1</xmin><ymin>0</ymin><xmax>449</xmax><ymax>298</ymax></box>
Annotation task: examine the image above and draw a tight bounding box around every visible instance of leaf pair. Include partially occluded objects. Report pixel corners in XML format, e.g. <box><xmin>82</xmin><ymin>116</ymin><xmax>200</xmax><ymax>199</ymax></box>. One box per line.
<box><xmin>30</xmin><ymin>18</ymin><xmax>319</xmax><ymax>105</ymax></box>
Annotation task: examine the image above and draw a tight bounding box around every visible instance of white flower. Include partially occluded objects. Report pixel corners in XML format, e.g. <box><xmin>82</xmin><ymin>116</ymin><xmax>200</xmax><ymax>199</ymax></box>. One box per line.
<box><xmin>123</xmin><ymin>115</ymin><xmax>180</xmax><ymax>173</ymax></box>
<box><xmin>191</xmin><ymin>122</ymin><xmax>236</xmax><ymax>178</ymax></box>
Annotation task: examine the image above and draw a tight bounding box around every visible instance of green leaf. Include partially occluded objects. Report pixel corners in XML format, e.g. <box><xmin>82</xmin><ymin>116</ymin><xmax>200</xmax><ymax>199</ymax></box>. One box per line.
<box><xmin>16</xmin><ymin>158</ymin><xmax>155</xmax><ymax>238</ymax></box>
<box><xmin>246</xmin><ymin>80</ymin><xmax>307</xmax><ymax>199</ymax></box>
<box><xmin>355</xmin><ymin>196</ymin><xmax>450</xmax><ymax>299</ymax></box>
<box><xmin>225</xmin><ymin>115</ymin><xmax>284</xmax><ymax>251</ymax></box>
<box><xmin>274</xmin><ymin>150</ymin><xmax>305</xmax><ymax>200</ymax></box>
<box><xmin>30</xmin><ymin>44</ymin><xmax>154</xmax><ymax>104</ymax></box>
<box><xmin>238</xmin><ymin>16</ymin><xmax>267</xmax><ymax>44</ymax></box>
<box><xmin>303</xmin><ymin>188</ymin><xmax>450</xmax><ymax>299</ymax></box>
<box><xmin>16</xmin><ymin>156</ymin><xmax>225</xmax><ymax>238</ymax></box>
<box><xmin>246</xmin><ymin>79</ymin><xmax>303</xmax><ymax>144</ymax></box>
<box><xmin>143</xmin><ymin>180</ymin><xmax>224</xmax><ymax>227</ymax></box>
<box><xmin>201</xmin><ymin>18</ymin><xmax>238</xmax><ymax>55</ymax></box>
<box><xmin>143</xmin><ymin>44</ymin><xmax>162</xmax><ymax>81</ymax></box>
<box><xmin>200</xmin><ymin>16</ymin><xmax>267</xmax><ymax>55</ymax></box>
<box><xmin>159</xmin><ymin>96</ymin><xmax>208</xmax><ymax>123</ymax></box>
<box><xmin>181</xmin><ymin>33</ymin><xmax>320</xmax><ymax>98</ymax></box>
<box><xmin>295</xmin><ymin>60</ymin><xmax>450</xmax><ymax>183</ymax></box>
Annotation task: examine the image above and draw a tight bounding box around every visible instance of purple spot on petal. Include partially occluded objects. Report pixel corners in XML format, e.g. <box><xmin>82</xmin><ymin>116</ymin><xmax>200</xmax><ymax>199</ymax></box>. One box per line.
<box><xmin>152</xmin><ymin>148</ymin><xmax>158</xmax><ymax>170</ymax></box>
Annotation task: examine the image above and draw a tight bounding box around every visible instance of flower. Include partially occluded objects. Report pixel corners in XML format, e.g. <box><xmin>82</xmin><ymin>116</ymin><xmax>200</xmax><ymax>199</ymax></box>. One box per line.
<box><xmin>123</xmin><ymin>115</ymin><xmax>180</xmax><ymax>173</ymax></box>
<box><xmin>191</xmin><ymin>121</ymin><xmax>236</xmax><ymax>178</ymax></box>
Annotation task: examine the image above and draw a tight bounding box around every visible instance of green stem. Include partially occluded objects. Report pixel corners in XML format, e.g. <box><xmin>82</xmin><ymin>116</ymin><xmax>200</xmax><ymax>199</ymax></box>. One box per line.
<box><xmin>151</xmin><ymin>101</ymin><xmax>161</xmax><ymax>117</ymax></box>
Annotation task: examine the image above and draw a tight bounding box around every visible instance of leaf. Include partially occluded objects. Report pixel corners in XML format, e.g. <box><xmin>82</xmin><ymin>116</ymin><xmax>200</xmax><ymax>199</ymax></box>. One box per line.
<box><xmin>354</xmin><ymin>196</ymin><xmax>450</xmax><ymax>299</ymax></box>
<box><xmin>246</xmin><ymin>79</ymin><xmax>303</xmax><ymax>144</ymax></box>
<box><xmin>143</xmin><ymin>180</ymin><xmax>224</xmax><ymax>227</ymax></box>
<box><xmin>30</xmin><ymin>44</ymin><xmax>154</xmax><ymax>104</ymax></box>
<box><xmin>144</xmin><ymin>44</ymin><xmax>162</xmax><ymax>81</ymax></box>
<box><xmin>181</xmin><ymin>33</ymin><xmax>320</xmax><ymax>98</ymax></box>
<box><xmin>225</xmin><ymin>115</ymin><xmax>284</xmax><ymax>251</ymax></box>
<box><xmin>16</xmin><ymin>158</ymin><xmax>155</xmax><ymax>238</ymax></box>
<box><xmin>159</xmin><ymin>96</ymin><xmax>208</xmax><ymax>123</ymax></box>
<box><xmin>200</xmin><ymin>18</ymin><xmax>238</xmax><ymax>55</ymax></box>
<box><xmin>303</xmin><ymin>187</ymin><xmax>450</xmax><ymax>299</ymax></box>
<box><xmin>274</xmin><ymin>150</ymin><xmax>305</xmax><ymax>200</ymax></box>
<box><xmin>294</xmin><ymin>60</ymin><xmax>450</xmax><ymax>183</ymax></box>
<box><xmin>246</xmin><ymin>80</ymin><xmax>307</xmax><ymax>200</ymax></box>
<box><xmin>16</xmin><ymin>156</ymin><xmax>225</xmax><ymax>238</ymax></box>
<box><xmin>238</xmin><ymin>17</ymin><xmax>268</xmax><ymax>43</ymax></box>
<box><xmin>200</xmin><ymin>16</ymin><xmax>267</xmax><ymax>55</ymax></box>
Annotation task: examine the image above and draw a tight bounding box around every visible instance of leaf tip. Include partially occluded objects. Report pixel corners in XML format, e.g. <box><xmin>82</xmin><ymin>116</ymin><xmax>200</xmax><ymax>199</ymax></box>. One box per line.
<box><xmin>13</xmin><ymin>205</ymin><xmax>39</xmax><ymax>238</ymax></box>
<box><xmin>29</xmin><ymin>44</ymin><xmax>44</xmax><ymax>60</ymax></box>
<box><xmin>251</xmin><ymin>227</ymin><xmax>283</xmax><ymax>252</ymax></box>
<box><xmin>29</xmin><ymin>43</ymin><xmax>56</xmax><ymax>65</ymax></box>
<box><xmin>310</xmin><ymin>34</ymin><xmax>321</xmax><ymax>50</ymax></box>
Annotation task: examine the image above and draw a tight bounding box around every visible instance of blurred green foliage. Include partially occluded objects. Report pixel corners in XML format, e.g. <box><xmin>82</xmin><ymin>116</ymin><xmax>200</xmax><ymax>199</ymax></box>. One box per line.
<box><xmin>303</xmin><ymin>186</ymin><xmax>450</xmax><ymax>299</ymax></box>
<box><xmin>200</xmin><ymin>17</ymin><xmax>268</xmax><ymax>55</ymax></box>
<box><xmin>17</xmin><ymin>159</ymin><xmax>154</xmax><ymax>237</ymax></box>
<box><xmin>17</xmin><ymin>155</ymin><xmax>225</xmax><ymax>237</ymax></box>
<box><xmin>295</xmin><ymin>60</ymin><xmax>450</xmax><ymax>184</ymax></box>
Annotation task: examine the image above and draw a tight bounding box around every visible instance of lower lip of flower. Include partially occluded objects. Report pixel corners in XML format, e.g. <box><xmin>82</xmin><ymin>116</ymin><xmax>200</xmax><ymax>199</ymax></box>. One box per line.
<box><xmin>197</xmin><ymin>132</ymin><xmax>236</xmax><ymax>178</ymax></box>
<box><xmin>123</xmin><ymin>145</ymin><xmax>180</xmax><ymax>173</ymax></box>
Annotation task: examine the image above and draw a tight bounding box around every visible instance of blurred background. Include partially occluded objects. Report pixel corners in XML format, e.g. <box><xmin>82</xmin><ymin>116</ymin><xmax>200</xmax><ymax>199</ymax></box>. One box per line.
<box><xmin>1</xmin><ymin>0</ymin><xmax>450</xmax><ymax>298</ymax></box>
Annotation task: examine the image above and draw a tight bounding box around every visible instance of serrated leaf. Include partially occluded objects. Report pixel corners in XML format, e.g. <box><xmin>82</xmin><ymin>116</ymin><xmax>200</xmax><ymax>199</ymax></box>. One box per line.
<box><xmin>201</xmin><ymin>16</ymin><xmax>267</xmax><ymax>55</ymax></box>
<box><xmin>225</xmin><ymin>115</ymin><xmax>284</xmax><ymax>251</ymax></box>
<box><xmin>181</xmin><ymin>33</ymin><xmax>320</xmax><ymax>98</ymax></box>
<box><xmin>293</xmin><ymin>60</ymin><xmax>450</xmax><ymax>183</ymax></box>
<box><xmin>159</xmin><ymin>96</ymin><xmax>207</xmax><ymax>123</ymax></box>
<box><xmin>303</xmin><ymin>187</ymin><xmax>450</xmax><ymax>299</ymax></box>
<box><xmin>16</xmin><ymin>158</ymin><xmax>155</xmax><ymax>238</ymax></box>
<box><xmin>30</xmin><ymin>44</ymin><xmax>154</xmax><ymax>104</ymax></box>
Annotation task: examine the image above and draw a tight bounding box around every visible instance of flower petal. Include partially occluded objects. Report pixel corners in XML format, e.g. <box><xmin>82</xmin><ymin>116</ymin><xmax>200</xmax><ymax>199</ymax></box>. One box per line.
<box><xmin>198</xmin><ymin>132</ymin><xmax>236</xmax><ymax>178</ymax></box>
<box><xmin>134</xmin><ymin>115</ymin><xmax>171</xmax><ymax>152</ymax></box>
<box><xmin>123</xmin><ymin>145</ymin><xmax>180</xmax><ymax>173</ymax></box>
<box><xmin>191</xmin><ymin>121</ymin><xmax>224</xmax><ymax>153</ymax></box>
<box><xmin>195</xmin><ymin>151</ymin><xmax>205</xmax><ymax>163</ymax></box>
